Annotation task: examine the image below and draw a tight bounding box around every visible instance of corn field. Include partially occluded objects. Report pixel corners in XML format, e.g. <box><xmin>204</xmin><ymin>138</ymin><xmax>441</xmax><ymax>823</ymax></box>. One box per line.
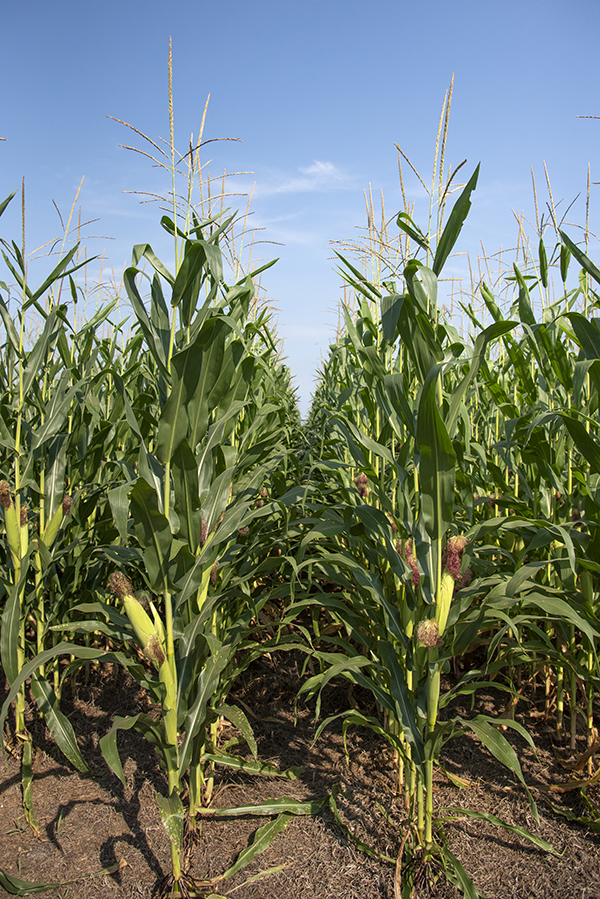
<box><xmin>0</xmin><ymin>116</ymin><xmax>600</xmax><ymax>899</ymax></box>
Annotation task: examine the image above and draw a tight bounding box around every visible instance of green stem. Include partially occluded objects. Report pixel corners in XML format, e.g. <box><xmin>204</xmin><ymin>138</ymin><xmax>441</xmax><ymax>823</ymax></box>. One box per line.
<box><xmin>569</xmin><ymin>624</ymin><xmax>577</xmax><ymax>751</ymax></box>
<box><xmin>417</xmin><ymin>773</ymin><xmax>424</xmax><ymax>843</ymax></box>
<box><xmin>587</xmin><ymin>649</ymin><xmax>594</xmax><ymax>775</ymax></box>
<box><xmin>556</xmin><ymin>656</ymin><xmax>564</xmax><ymax>737</ymax></box>
<box><xmin>424</xmin><ymin>758</ymin><xmax>434</xmax><ymax>847</ymax></box>
<box><xmin>425</xmin><ymin>647</ymin><xmax>440</xmax><ymax>848</ymax></box>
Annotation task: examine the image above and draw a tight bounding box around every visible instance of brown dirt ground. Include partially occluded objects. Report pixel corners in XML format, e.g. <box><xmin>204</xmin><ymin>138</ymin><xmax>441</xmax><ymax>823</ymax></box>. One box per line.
<box><xmin>1</xmin><ymin>656</ymin><xmax>600</xmax><ymax>899</ymax></box>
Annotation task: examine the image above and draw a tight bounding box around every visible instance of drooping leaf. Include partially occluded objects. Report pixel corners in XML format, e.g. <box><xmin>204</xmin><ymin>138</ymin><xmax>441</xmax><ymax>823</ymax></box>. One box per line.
<box><xmin>441</xmin><ymin>807</ymin><xmax>558</xmax><ymax>854</ymax></box>
<box><xmin>30</xmin><ymin>672</ymin><xmax>88</xmax><ymax>773</ymax></box>
<box><xmin>216</xmin><ymin>703</ymin><xmax>258</xmax><ymax>759</ymax></box>
<box><xmin>560</xmin><ymin>229</ymin><xmax>600</xmax><ymax>285</ymax></box>
<box><xmin>432</xmin><ymin>164</ymin><xmax>480</xmax><ymax>275</ymax></box>
<box><xmin>196</xmin><ymin>796</ymin><xmax>327</xmax><ymax>817</ymax></box>
<box><xmin>218</xmin><ymin>813</ymin><xmax>293</xmax><ymax>881</ymax></box>
<box><xmin>129</xmin><ymin>477</ymin><xmax>173</xmax><ymax>592</ymax></box>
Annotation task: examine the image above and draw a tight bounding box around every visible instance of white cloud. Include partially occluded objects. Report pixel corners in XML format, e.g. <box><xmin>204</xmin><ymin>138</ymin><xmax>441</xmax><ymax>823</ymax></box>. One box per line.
<box><xmin>252</xmin><ymin>160</ymin><xmax>351</xmax><ymax>197</ymax></box>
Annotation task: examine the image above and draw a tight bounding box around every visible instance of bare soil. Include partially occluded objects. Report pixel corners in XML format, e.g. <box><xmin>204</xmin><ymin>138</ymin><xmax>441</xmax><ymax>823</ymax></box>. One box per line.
<box><xmin>1</xmin><ymin>657</ymin><xmax>599</xmax><ymax>899</ymax></box>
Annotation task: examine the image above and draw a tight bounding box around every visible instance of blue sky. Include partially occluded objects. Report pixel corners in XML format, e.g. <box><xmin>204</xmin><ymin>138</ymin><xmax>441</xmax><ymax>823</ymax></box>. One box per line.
<box><xmin>2</xmin><ymin>0</ymin><xmax>599</xmax><ymax>415</ymax></box>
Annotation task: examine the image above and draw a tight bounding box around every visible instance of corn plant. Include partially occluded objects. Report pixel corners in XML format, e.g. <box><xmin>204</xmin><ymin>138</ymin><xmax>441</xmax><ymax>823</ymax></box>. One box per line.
<box><xmin>0</xmin><ymin>205</ymin><xmax>311</xmax><ymax>896</ymax></box>
<box><xmin>297</xmin><ymin>171</ymin><xmax>576</xmax><ymax>896</ymax></box>
<box><xmin>0</xmin><ymin>186</ymin><xmax>135</xmax><ymax>827</ymax></box>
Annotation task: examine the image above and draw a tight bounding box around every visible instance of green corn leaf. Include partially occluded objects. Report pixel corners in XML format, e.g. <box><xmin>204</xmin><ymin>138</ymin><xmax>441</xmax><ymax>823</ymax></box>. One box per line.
<box><xmin>108</xmin><ymin>484</ymin><xmax>132</xmax><ymax>543</ymax></box>
<box><xmin>0</xmin><ymin>862</ymin><xmax>124</xmax><ymax>896</ymax></box>
<box><xmin>438</xmin><ymin>846</ymin><xmax>479</xmax><ymax>899</ymax></box>
<box><xmin>0</xmin><ymin>294</ymin><xmax>22</xmax><ymax>354</ymax></box>
<box><xmin>381</xmin><ymin>292</ymin><xmax>406</xmax><ymax>345</ymax></box>
<box><xmin>155</xmin><ymin>791</ymin><xmax>184</xmax><ymax>855</ymax></box>
<box><xmin>77</xmin><ymin>296</ymin><xmax>119</xmax><ymax>332</ymax></box>
<box><xmin>178</xmin><ymin>645</ymin><xmax>233</xmax><ymax>775</ymax></box>
<box><xmin>334</xmin><ymin>251</ymin><xmax>383</xmax><ymax>299</ymax></box>
<box><xmin>26</xmin><ymin>246</ymin><xmax>93</xmax><ymax>310</ymax></box>
<box><xmin>216</xmin><ymin>703</ymin><xmax>258</xmax><ymax>759</ymax></box>
<box><xmin>559</xmin><ymin>229</ymin><xmax>600</xmax><ymax>284</ymax></box>
<box><xmin>446</xmin><ymin>320</ymin><xmax>517</xmax><ymax>437</ymax></box>
<box><xmin>175</xmin><ymin>612</ymin><xmax>210</xmax><ymax>701</ymax></box>
<box><xmin>432</xmin><ymin>164</ymin><xmax>480</xmax><ymax>275</ymax></box>
<box><xmin>42</xmin><ymin>434</ymin><xmax>69</xmax><ymax>523</ymax></box>
<box><xmin>565</xmin><ymin>311</ymin><xmax>600</xmax><ymax>359</ymax></box>
<box><xmin>247</xmin><ymin>257</ymin><xmax>279</xmax><ymax>280</ymax></box>
<box><xmin>21</xmin><ymin>739</ymin><xmax>37</xmax><ymax>831</ymax></box>
<box><xmin>172</xmin><ymin>239</ymin><xmax>223</xmax><ymax>329</ymax></box>
<box><xmin>479</xmin><ymin>281</ymin><xmax>504</xmax><ymax>322</ymax></box>
<box><xmin>129</xmin><ymin>478</ymin><xmax>173</xmax><ymax>592</ymax></box>
<box><xmin>513</xmin><ymin>264</ymin><xmax>536</xmax><ymax>326</ymax></box>
<box><xmin>30</xmin><ymin>672</ymin><xmax>89</xmax><ymax>773</ymax></box>
<box><xmin>560</xmin><ymin>242</ymin><xmax>571</xmax><ymax>282</ymax></box>
<box><xmin>417</xmin><ymin>364</ymin><xmax>456</xmax><ymax>539</ymax></box>
<box><xmin>0</xmin><ymin>582</ymin><xmax>21</xmax><ymax>686</ymax></box>
<box><xmin>22</xmin><ymin>309</ymin><xmax>62</xmax><ymax>398</ymax></box>
<box><xmin>196</xmin><ymin>796</ymin><xmax>327</xmax><ymax>817</ymax></box>
<box><xmin>457</xmin><ymin>714</ymin><xmax>537</xmax><ymax>819</ymax></box>
<box><xmin>0</xmin><ymin>871</ymin><xmax>58</xmax><ymax>895</ymax></box>
<box><xmin>132</xmin><ymin>242</ymin><xmax>175</xmax><ymax>284</ymax></box>
<box><xmin>171</xmin><ymin>439</ymin><xmax>203</xmax><ymax>550</ymax></box>
<box><xmin>99</xmin><ymin>713</ymin><xmax>163</xmax><ymax>786</ymax></box>
<box><xmin>442</xmin><ymin>807</ymin><xmax>558</xmax><ymax>854</ymax></box>
<box><xmin>51</xmin><ymin>619</ymin><xmax>131</xmax><ymax>642</ymax></box>
<box><xmin>99</xmin><ymin>714</ymin><xmax>142</xmax><ymax>786</ymax></box>
<box><xmin>219</xmin><ymin>813</ymin><xmax>293</xmax><ymax>881</ymax></box>
<box><xmin>122</xmin><ymin>266</ymin><xmax>169</xmax><ymax>377</ymax></box>
<box><xmin>544</xmin><ymin>802</ymin><xmax>600</xmax><ymax>834</ymax></box>
<box><xmin>71</xmin><ymin>601</ymin><xmax>130</xmax><ymax>628</ymax></box>
<box><xmin>560</xmin><ymin>414</ymin><xmax>600</xmax><ymax>474</ymax></box>
<box><xmin>538</xmin><ymin>237</ymin><xmax>548</xmax><ymax>287</ymax></box>
<box><xmin>328</xmin><ymin>783</ymin><xmax>395</xmax><ymax>863</ymax></box>
<box><xmin>156</xmin><ymin>317</ymin><xmax>228</xmax><ymax>462</ymax></box>
<box><xmin>504</xmin><ymin>560</ymin><xmax>554</xmax><ymax>598</ymax></box>
<box><xmin>299</xmin><ymin>653</ymin><xmax>372</xmax><ymax>720</ymax></box>
<box><xmin>380</xmin><ymin>640</ymin><xmax>424</xmax><ymax>768</ymax></box>
<box><xmin>404</xmin><ymin>261</ymin><xmax>438</xmax><ymax>319</ymax></box>
<box><xmin>203</xmin><ymin>752</ymin><xmax>301</xmax><ymax>779</ymax></box>
<box><xmin>519</xmin><ymin>592</ymin><xmax>599</xmax><ymax>647</ymax></box>
<box><xmin>396</xmin><ymin>211</ymin><xmax>430</xmax><ymax>252</ymax></box>
<box><xmin>336</xmin><ymin>711</ymin><xmax>405</xmax><ymax>757</ymax></box>
<box><xmin>0</xmin><ymin>189</ymin><xmax>17</xmax><ymax>219</ymax></box>
<box><xmin>31</xmin><ymin>381</ymin><xmax>81</xmax><ymax>453</ymax></box>
<box><xmin>0</xmin><ymin>552</ymin><xmax>32</xmax><ymax>685</ymax></box>
<box><xmin>384</xmin><ymin>372</ymin><xmax>416</xmax><ymax>435</ymax></box>
<box><xmin>150</xmin><ymin>274</ymin><xmax>170</xmax><ymax>356</ymax></box>
<box><xmin>0</xmin><ymin>871</ymin><xmax>57</xmax><ymax>896</ymax></box>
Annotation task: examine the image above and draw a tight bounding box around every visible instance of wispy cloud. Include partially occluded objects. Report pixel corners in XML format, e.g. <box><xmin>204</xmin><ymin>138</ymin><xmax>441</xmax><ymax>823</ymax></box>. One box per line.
<box><xmin>253</xmin><ymin>160</ymin><xmax>351</xmax><ymax>197</ymax></box>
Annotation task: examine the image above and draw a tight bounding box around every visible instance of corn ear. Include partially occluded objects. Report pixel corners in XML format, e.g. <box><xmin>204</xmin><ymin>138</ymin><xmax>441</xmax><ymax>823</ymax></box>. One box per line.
<box><xmin>196</xmin><ymin>565</ymin><xmax>212</xmax><ymax>614</ymax></box>
<box><xmin>150</xmin><ymin>600</ymin><xmax>167</xmax><ymax>646</ymax></box>
<box><xmin>427</xmin><ymin>662</ymin><xmax>440</xmax><ymax>730</ymax></box>
<box><xmin>123</xmin><ymin>594</ymin><xmax>167</xmax><ymax>666</ymax></box>
<box><xmin>436</xmin><ymin>570</ymin><xmax>455</xmax><ymax>636</ymax></box>
<box><xmin>5</xmin><ymin>506</ymin><xmax>21</xmax><ymax>569</ymax></box>
<box><xmin>41</xmin><ymin>504</ymin><xmax>63</xmax><ymax>549</ymax></box>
